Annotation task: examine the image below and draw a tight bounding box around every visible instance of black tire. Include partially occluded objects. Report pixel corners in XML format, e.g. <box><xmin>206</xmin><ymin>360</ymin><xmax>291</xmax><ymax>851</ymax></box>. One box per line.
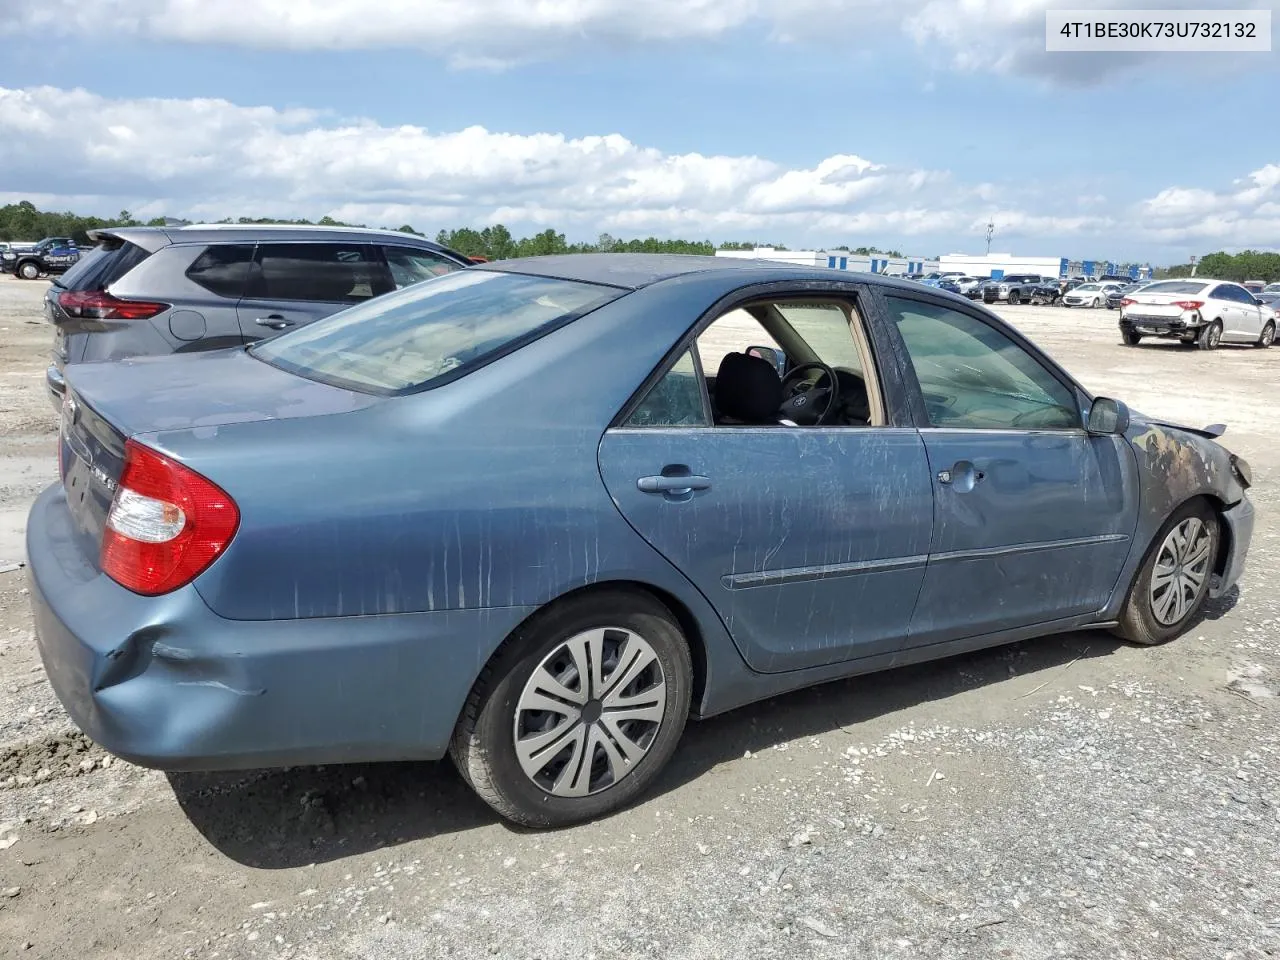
<box><xmin>1198</xmin><ymin>321</ymin><xmax>1222</xmax><ymax>350</ymax></box>
<box><xmin>1091</xmin><ymin>297</ymin><xmax>1102</xmax><ymax>308</ymax></box>
<box><xmin>16</xmin><ymin>261</ymin><xmax>40</xmax><ymax>280</ymax></box>
<box><xmin>1007</xmin><ymin>290</ymin><xmax>1021</xmax><ymax>305</ymax></box>
<box><xmin>450</xmin><ymin>588</ymin><xmax>693</xmax><ymax>828</ymax></box>
<box><xmin>1115</xmin><ymin>500</ymin><xmax>1219</xmax><ymax>646</ymax></box>
<box><xmin>1121</xmin><ymin>329</ymin><xmax>1142</xmax><ymax>346</ymax></box>
<box><xmin>1256</xmin><ymin>320</ymin><xmax>1275</xmax><ymax>348</ymax></box>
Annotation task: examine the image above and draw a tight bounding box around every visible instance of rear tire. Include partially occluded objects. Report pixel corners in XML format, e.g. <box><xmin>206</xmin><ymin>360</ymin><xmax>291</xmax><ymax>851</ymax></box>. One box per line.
<box><xmin>1121</xmin><ymin>330</ymin><xmax>1142</xmax><ymax>346</ymax></box>
<box><xmin>1256</xmin><ymin>321</ymin><xmax>1275</xmax><ymax>348</ymax></box>
<box><xmin>1116</xmin><ymin>500</ymin><xmax>1219</xmax><ymax>646</ymax></box>
<box><xmin>1198</xmin><ymin>321</ymin><xmax>1222</xmax><ymax>350</ymax></box>
<box><xmin>450</xmin><ymin>589</ymin><xmax>693</xmax><ymax>828</ymax></box>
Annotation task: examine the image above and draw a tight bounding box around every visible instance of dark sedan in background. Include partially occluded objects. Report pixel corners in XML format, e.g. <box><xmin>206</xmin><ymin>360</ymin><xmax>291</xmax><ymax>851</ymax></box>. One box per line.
<box><xmin>28</xmin><ymin>255</ymin><xmax>1254</xmax><ymax>828</ymax></box>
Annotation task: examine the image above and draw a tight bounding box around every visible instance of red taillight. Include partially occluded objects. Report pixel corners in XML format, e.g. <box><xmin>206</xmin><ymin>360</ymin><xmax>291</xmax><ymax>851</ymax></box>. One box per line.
<box><xmin>100</xmin><ymin>440</ymin><xmax>239</xmax><ymax>596</ymax></box>
<box><xmin>58</xmin><ymin>290</ymin><xmax>169</xmax><ymax>320</ymax></box>
<box><xmin>1120</xmin><ymin>298</ymin><xmax>1137</xmax><ymax>307</ymax></box>
<box><xmin>1172</xmin><ymin>300</ymin><xmax>1204</xmax><ymax>312</ymax></box>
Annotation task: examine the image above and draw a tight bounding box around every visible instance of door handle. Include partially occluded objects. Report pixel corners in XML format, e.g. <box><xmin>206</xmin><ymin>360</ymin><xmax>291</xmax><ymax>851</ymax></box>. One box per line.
<box><xmin>637</xmin><ymin>474</ymin><xmax>712</xmax><ymax>494</ymax></box>
<box><xmin>938</xmin><ymin>462</ymin><xmax>985</xmax><ymax>489</ymax></box>
<box><xmin>255</xmin><ymin>315</ymin><xmax>295</xmax><ymax>330</ymax></box>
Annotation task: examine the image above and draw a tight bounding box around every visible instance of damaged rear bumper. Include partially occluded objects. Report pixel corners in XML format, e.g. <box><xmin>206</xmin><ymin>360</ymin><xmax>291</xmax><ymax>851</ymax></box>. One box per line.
<box><xmin>26</xmin><ymin>484</ymin><xmax>534</xmax><ymax>771</ymax></box>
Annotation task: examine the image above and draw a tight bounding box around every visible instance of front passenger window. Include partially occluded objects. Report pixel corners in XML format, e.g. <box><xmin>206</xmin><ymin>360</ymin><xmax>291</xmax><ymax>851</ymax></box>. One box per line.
<box><xmin>888</xmin><ymin>297</ymin><xmax>1080</xmax><ymax>430</ymax></box>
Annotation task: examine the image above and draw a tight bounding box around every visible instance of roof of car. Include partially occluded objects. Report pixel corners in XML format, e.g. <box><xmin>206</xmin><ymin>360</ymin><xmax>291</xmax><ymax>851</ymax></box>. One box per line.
<box><xmin>478</xmin><ymin>253</ymin><xmax>942</xmax><ymax>293</ymax></box>
<box><xmin>87</xmin><ymin>223</ymin><xmax>460</xmax><ymax>252</ymax></box>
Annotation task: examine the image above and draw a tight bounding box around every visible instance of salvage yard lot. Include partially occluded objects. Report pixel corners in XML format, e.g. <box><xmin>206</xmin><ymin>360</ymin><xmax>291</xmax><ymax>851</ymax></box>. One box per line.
<box><xmin>0</xmin><ymin>272</ymin><xmax>1276</xmax><ymax>960</ymax></box>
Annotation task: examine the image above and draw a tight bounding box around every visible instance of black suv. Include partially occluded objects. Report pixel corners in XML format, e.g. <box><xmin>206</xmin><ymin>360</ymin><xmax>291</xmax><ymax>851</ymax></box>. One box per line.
<box><xmin>3</xmin><ymin>237</ymin><xmax>80</xmax><ymax>279</ymax></box>
<box><xmin>43</xmin><ymin>224</ymin><xmax>474</xmax><ymax>405</ymax></box>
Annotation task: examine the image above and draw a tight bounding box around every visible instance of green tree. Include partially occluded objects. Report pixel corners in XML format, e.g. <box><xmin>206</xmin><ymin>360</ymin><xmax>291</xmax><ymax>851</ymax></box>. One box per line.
<box><xmin>481</xmin><ymin>224</ymin><xmax>517</xmax><ymax>260</ymax></box>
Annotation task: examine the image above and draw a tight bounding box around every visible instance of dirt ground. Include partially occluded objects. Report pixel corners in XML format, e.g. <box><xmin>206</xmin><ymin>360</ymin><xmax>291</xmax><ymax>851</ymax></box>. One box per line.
<box><xmin>0</xmin><ymin>272</ymin><xmax>1276</xmax><ymax>960</ymax></box>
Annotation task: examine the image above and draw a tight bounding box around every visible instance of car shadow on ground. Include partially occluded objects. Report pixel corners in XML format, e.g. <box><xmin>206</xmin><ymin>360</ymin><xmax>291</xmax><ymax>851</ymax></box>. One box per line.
<box><xmin>171</xmin><ymin>625</ymin><xmax>1141</xmax><ymax>869</ymax></box>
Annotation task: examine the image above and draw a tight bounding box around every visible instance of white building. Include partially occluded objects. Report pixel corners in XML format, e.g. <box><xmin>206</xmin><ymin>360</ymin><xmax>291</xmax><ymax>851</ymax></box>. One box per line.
<box><xmin>938</xmin><ymin>253</ymin><xmax>1064</xmax><ymax>279</ymax></box>
<box><xmin>715</xmin><ymin>248</ymin><xmax>1151</xmax><ymax>282</ymax></box>
<box><xmin>715</xmin><ymin>248</ymin><xmax>939</xmax><ymax>276</ymax></box>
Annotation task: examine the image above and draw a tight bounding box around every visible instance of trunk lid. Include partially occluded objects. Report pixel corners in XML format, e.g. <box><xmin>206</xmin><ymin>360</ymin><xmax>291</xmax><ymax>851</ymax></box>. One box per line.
<box><xmin>1124</xmin><ymin>293</ymin><xmax>1194</xmax><ymax>319</ymax></box>
<box><xmin>58</xmin><ymin>348</ymin><xmax>380</xmax><ymax>558</ymax></box>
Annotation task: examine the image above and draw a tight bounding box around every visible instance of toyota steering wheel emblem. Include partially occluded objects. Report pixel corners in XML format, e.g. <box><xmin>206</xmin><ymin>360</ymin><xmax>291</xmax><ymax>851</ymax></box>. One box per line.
<box><xmin>793</xmin><ymin>395</ymin><xmax>807</xmax><ymax>407</ymax></box>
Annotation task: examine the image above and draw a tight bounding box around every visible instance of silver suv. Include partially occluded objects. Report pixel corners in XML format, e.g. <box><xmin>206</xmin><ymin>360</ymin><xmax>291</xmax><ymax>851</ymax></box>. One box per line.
<box><xmin>44</xmin><ymin>224</ymin><xmax>474</xmax><ymax>405</ymax></box>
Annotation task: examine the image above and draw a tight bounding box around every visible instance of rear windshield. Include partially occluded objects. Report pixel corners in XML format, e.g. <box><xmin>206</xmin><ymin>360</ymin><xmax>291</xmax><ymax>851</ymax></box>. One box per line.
<box><xmin>251</xmin><ymin>270</ymin><xmax>623</xmax><ymax>395</ymax></box>
<box><xmin>1140</xmin><ymin>280</ymin><xmax>1208</xmax><ymax>295</ymax></box>
<box><xmin>56</xmin><ymin>237</ymin><xmax>151</xmax><ymax>291</ymax></box>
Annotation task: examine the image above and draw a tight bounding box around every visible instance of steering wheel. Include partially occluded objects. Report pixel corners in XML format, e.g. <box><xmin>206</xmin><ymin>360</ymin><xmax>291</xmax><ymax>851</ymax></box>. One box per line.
<box><xmin>779</xmin><ymin>361</ymin><xmax>841</xmax><ymax>426</ymax></box>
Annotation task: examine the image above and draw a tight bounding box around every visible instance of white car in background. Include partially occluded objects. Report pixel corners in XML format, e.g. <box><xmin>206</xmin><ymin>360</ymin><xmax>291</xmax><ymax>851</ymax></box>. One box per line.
<box><xmin>1118</xmin><ymin>278</ymin><xmax>1276</xmax><ymax>349</ymax></box>
<box><xmin>1062</xmin><ymin>282</ymin><xmax>1124</xmax><ymax>308</ymax></box>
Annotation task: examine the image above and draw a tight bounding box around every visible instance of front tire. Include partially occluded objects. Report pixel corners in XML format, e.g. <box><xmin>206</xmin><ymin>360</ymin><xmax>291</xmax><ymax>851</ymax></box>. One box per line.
<box><xmin>450</xmin><ymin>589</ymin><xmax>693</xmax><ymax>828</ymax></box>
<box><xmin>1008</xmin><ymin>290</ymin><xmax>1021</xmax><ymax>305</ymax></box>
<box><xmin>1198</xmin><ymin>320</ymin><xmax>1223</xmax><ymax>350</ymax></box>
<box><xmin>1116</xmin><ymin>500</ymin><xmax>1219</xmax><ymax>646</ymax></box>
<box><xmin>1256</xmin><ymin>320</ymin><xmax>1275</xmax><ymax>348</ymax></box>
<box><xmin>17</xmin><ymin>261</ymin><xmax>40</xmax><ymax>280</ymax></box>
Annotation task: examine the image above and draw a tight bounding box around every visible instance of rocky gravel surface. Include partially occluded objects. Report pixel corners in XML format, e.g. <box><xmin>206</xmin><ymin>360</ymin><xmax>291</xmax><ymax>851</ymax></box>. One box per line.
<box><xmin>0</xmin><ymin>274</ymin><xmax>1276</xmax><ymax>959</ymax></box>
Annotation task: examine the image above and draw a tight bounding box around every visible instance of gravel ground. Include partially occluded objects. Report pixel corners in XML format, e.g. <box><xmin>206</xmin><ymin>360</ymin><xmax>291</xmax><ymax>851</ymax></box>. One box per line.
<box><xmin>0</xmin><ymin>273</ymin><xmax>1276</xmax><ymax>959</ymax></box>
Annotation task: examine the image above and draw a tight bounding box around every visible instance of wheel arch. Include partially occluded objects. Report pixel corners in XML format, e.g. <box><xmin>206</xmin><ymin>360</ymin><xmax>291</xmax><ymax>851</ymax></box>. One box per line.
<box><xmin>455</xmin><ymin>579</ymin><xmax>716</xmax><ymax>733</ymax></box>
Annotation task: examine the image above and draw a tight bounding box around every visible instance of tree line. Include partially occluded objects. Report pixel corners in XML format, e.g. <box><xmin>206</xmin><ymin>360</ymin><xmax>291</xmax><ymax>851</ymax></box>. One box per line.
<box><xmin>0</xmin><ymin>200</ymin><xmax>782</xmax><ymax>258</ymax></box>
<box><xmin>1155</xmin><ymin>250</ymin><xmax>1280</xmax><ymax>283</ymax></box>
<box><xmin>6</xmin><ymin>200</ymin><xmax>1267</xmax><ymax>277</ymax></box>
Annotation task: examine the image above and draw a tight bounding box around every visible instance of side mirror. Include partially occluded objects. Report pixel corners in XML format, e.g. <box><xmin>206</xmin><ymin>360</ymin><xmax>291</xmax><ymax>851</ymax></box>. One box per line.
<box><xmin>1087</xmin><ymin>397</ymin><xmax>1130</xmax><ymax>435</ymax></box>
<box><xmin>746</xmin><ymin>345</ymin><xmax>786</xmax><ymax>376</ymax></box>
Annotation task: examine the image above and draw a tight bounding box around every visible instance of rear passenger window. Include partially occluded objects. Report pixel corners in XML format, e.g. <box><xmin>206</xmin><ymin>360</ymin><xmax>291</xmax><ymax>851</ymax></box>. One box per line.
<box><xmin>250</xmin><ymin>244</ymin><xmax>393</xmax><ymax>303</ymax></box>
<box><xmin>186</xmin><ymin>244</ymin><xmax>255</xmax><ymax>299</ymax></box>
<box><xmin>59</xmin><ymin>239</ymin><xmax>153</xmax><ymax>292</ymax></box>
<box><xmin>381</xmin><ymin>246</ymin><xmax>461</xmax><ymax>289</ymax></box>
<box><xmin>626</xmin><ymin>349</ymin><xmax>709</xmax><ymax>427</ymax></box>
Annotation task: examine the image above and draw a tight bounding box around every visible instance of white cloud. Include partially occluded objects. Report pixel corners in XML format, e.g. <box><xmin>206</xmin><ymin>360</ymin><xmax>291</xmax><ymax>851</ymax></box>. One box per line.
<box><xmin>1</xmin><ymin>85</ymin><xmax>1277</xmax><ymax>259</ymax></box>
<box><xmin>4</xmin><ymin>0</ymin><xmax>1275</xmax><ymax>81</ymax></box>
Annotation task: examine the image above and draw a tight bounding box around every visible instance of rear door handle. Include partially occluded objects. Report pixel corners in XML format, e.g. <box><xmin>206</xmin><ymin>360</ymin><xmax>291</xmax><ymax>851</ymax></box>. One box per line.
<box><xmin>255</xmin><ymin>315</ymin><xmax>295</xmax><ymax>330</ymax></box>
<box><xmin>637</xmin><ymin>475</ymin><xmax>712</xmax><ymax>494</ymax></box>
<box><xmin>938</xmin><ymin>461</ymin><xmax>985</xmax><ymax>487</ymax></box>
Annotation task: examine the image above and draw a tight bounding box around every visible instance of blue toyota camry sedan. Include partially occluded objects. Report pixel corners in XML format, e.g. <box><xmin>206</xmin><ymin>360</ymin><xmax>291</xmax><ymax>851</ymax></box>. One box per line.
<box><xmin>28</xmin><ymin>255</ymin><xmax>1254</xmax><ymax>827</ymax></box>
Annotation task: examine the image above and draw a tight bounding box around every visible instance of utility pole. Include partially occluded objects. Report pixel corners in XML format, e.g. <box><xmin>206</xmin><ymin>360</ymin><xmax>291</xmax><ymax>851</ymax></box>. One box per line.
<box><xmin>1189</xmin><ymin>254</ymin><xmax>1198</xmax><ymax>277</ymax></box>
<box><xmin>985</xmin><ymin>220</ymin><xmax>995</xmax><ymax>256</ymax></box>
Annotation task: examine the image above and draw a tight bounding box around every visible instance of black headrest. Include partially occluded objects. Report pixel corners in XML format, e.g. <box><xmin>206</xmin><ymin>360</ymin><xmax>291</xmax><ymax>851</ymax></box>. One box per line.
<box><xmin>715</xmin><ymin>352</ymin><xmax>782</xmax><ymax>424</ymax></box>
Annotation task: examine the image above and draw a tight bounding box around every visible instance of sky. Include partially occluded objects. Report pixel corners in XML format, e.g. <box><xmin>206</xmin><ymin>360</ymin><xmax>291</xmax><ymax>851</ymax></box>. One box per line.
<box><xmin>0</xmin><ymin>0</ymin><xmax>1277</xmax><ymax>264</ymax></box>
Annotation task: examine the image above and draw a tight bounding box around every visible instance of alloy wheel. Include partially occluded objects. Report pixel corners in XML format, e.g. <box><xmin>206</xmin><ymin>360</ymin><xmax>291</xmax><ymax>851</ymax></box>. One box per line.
<box><xmin>513</xmin><ymin>627</ymin><xmax>667</xmax><ymax>798</ymax></box>
<box><xmin>1148</xmin><ymin>517</ymin><xmax>1212</xmax><ymax>626</ymax></box>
